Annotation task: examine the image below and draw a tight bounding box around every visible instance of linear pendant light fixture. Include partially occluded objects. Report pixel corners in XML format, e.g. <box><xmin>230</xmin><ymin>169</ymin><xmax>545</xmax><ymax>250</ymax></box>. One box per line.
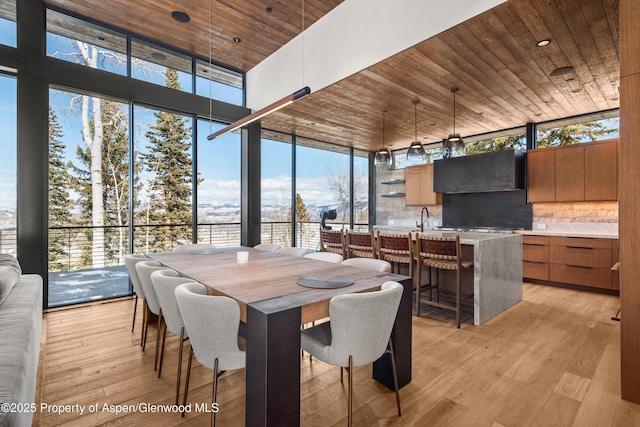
<box><xmin>207</xmin><ymin>86</ymin><xmax>311</xmax><ymax>140</ymax></box>
<box><xmin>406</xmin><ymin>100</ymin><xmax>426</xmax><ymax>163</ymax></box>
<box><xmin>375</xmin><ymin>111</ymin><xmax>390</xmax><ymax>165</ymax></box>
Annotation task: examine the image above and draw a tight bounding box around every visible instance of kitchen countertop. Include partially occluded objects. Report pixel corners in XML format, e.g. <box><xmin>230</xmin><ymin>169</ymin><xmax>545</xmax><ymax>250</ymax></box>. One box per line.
<box><xmin>373</xmin><ymin>226</ymin><xmax>519</xmax><ymax>244</ymax></box>
<box><xmin>516</xmin><ymin>230</ymin><xmax>618</xmax><ymax>239</ymax></box>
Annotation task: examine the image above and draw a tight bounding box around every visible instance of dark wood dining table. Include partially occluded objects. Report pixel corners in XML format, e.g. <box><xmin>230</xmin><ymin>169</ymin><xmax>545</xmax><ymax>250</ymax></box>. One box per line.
<box><xmin>149</xmin><ymin>247</ymin><xmax>413</xmax><ymax>427</ymax></box>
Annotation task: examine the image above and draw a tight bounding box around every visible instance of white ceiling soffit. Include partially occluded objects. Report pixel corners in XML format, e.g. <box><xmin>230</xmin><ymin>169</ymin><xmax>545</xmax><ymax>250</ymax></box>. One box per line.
<box><xmin>246</xmin><ymin>0</ymin><xmax>507</xmax><ymax>110</ymax></box>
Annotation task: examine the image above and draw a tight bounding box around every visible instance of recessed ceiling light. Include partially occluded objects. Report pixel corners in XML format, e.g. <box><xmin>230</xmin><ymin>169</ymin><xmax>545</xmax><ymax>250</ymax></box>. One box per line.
<box><xmin>151</xmin><ymin>52</ymin><xmax>167</xmax><ymax>61</ymax></box>
<box><xmin>233</xmin><ymin>37</ymin><xmax>242</xmax><ymax>43</ymax></box>
<box><xmin>171</xmin><ymin>11</ymin><xmax>190</xmax><ymax>23</ymax></box>
<box><xmin>549</xmin><ymin>66</ymin><xmax>574</xmax><ymax>77</ymax></box>
<box><xmin>536</xmin><ymin>39</ymin><xmax>551</xmax><ymax>47</ymax></box>
<box><xmin>266</xmin><ymin>6</ymin><xmax>273</xmax><ymax>13</ymax></box>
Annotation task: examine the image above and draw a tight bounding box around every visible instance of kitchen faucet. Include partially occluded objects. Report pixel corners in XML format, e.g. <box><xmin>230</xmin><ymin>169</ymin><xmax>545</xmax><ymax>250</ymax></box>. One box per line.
<box><xmin>417</xmin><ymin>207</ymin><xmax>429</xmax><ymax>232</ymax></box>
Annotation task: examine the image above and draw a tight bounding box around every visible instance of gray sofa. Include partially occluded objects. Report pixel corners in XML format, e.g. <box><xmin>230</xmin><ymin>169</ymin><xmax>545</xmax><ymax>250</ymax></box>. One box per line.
<box><xmin>0</xmin><ymin>255</ymin><xmax>43</xmax><ymax>427</ymax></box>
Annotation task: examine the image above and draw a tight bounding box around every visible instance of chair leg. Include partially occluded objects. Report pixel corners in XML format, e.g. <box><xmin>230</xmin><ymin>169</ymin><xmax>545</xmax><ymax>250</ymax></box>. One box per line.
<box><xmin>388</xmin><ymin>339</ymin><xmax>402</xmax><ymax>417</ymax></box>
<box><xmin>142</xmin><ymin>304</ymin><xmax>149</xmax><ymax>351</ymax></box>
<box><xmin>182</xmin><ymin>346</ymin><xmax>194</xmax><ymax>417</ymax></box>
<box><xmin>416</xmin><ymin>262</ymin><xmax>422</xmax><ymax>317</ymax></box>
<box><xmin>456</xmin><ymin>268</ymin><xmax>461</xmax><ymax>328</ymax></box>
<box><xmin>158</xmin><ymin>316</ymin><xmax>167</xmax><ymax>378</ymax></box>
<box><xmin>340</xmin><ymin>367</ymin><xmax>343</xmax><ymax>383</ymax></box>
<box><xmin>141</xmin><ymin>301</ymin><xmax>147</xmax><ymax>348</ymax></box>
<box><xmin>175</xmin><ymin>328</ymin><xmax>185</xmax><ymax>406</ymax></box>
<box><xmin>132</xmin><ymin>294</ymin><xmax>138</xmax><ymax>333</ymax></box>
<box><xmin>347</xmin><ymin>355</ymin><xmax>353</xmax><ymax>427</ymax></box>
<box><xmin>211</xmin><ymin>358</ymin><xmax>219</xmax><ymax>427</ymax></box>
<box><xmin>154</xmin><ymin>309</ymin><xmax>163</xmax><ymax>371</ymax></box>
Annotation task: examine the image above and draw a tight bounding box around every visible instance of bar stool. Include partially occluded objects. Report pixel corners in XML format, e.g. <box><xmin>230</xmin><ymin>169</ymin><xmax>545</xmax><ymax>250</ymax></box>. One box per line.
<box><xmin>415</xmin><ymin>235</ymin><xmax>473</xmax><ymax>328</ymax></box>
<box><xmin>376</xmin><ymin>232</ymin><xmax>414</xmax><ymax>277</ymax></box>
<box><xmin>346</xmin><ymin>230</ymin><xmax>376</xmax><ymax>259</ymax></box>
<box><xmin>320</xmin><ymin>228</ymin><xmax>346</xmax><ymax>258</ymax></box>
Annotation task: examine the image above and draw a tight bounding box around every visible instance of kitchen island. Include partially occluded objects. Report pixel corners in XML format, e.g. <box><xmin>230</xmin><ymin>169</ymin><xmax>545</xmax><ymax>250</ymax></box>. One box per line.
<box><xmin>374</xmin><ymin>227</ymin><xmax>523</xmax><ymax>325</ymax></box>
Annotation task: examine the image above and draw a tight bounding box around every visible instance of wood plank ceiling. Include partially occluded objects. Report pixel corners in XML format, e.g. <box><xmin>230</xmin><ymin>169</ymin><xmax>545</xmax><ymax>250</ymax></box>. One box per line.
<box><xmin>43</xmin><ymin>0</ymin><xmax>620</xmax><ymax>153</ymax></box>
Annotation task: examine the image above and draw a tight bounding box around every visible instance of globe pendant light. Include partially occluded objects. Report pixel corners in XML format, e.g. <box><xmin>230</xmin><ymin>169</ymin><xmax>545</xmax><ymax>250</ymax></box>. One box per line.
<box><xmin>443</xmin><ymin>88</ymin><xmax>465</xmax><ymax>158</ymax></box>
<box><xmin>406</xmin><ymin>100</ymin><xmax>426</xmax><ymax>163</ymax></box>
<box><xmin>375</xmin><ymin>111</ymin><xmax>390</xmax><ymax>166</ymax></box>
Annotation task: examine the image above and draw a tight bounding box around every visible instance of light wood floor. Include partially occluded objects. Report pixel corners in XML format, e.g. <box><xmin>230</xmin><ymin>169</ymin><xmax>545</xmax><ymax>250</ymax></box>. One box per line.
<box><xmin>34</xmin><ymin>283</ymin><xmax>640</xmax><ymax>426</ymax></box>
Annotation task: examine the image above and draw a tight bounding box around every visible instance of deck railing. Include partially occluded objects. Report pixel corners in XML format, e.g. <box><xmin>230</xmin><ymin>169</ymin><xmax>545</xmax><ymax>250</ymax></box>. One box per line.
<box><xmin>42</xmin><ymin>221</ymin><xmax>369</xmax><ymax>272</ymax></box>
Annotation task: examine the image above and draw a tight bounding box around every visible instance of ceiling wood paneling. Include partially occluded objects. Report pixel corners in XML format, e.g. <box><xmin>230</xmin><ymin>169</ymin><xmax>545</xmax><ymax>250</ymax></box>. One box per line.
<box><xmin>43</xmin><ymin>0</ymin><xmax>620</xmax><ymax>153</ymax></box>
<box><xmin>262</xmin><ymin>0</ymin><xmax>620</xmax><ymax>152</ymax></box>
<box><xmin>44</xmin><ymin>0</ymin><xmax>343</xmax><ymax>72</ymax></box>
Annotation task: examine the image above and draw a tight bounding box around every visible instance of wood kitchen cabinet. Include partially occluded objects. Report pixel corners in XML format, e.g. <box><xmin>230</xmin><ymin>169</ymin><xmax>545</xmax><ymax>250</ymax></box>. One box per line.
<box><xmin>405</xmin><ymin>164</ymin><xmax>442</xmax><ymax>206</ymax></box>
<box><xmin>585</xmin><ymin>140</ymin><xmax>618</xmax><ymax>200</ymax></box>
<box><xmin>522</xmin><ymin>235</ymin><xmax>549</xmax><ymax>280</ymax></box>
<box><xmin>555</xmin><ymin>146</ymin><xmax>585</xmax><ymax>201</ymax></box>
<box><xmin>527</xmin><ymin>139</ymin><xmax>618</xmax><ymax>203</ymax></box>
<box><xmin>522</xmin><ymin>234</ymin><xmax>619</xmax><ymax>291</ymax></box>
<box><xmin>527</xmin><ymin>149</ymin><xmax>555</xmax><ymax>202</ymax></box>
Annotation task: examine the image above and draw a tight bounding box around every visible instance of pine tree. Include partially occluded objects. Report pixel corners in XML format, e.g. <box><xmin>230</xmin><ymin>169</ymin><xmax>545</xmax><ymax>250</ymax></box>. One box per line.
<box><xmin>287</xmin><ymin>192</ymin><xmax>313</xmax><ymax>247</ymax></box>
<box><xmin>465</xmin><ymin>134</ymin><xmax>526</xmax><ymax>155</ymax></box>
<box><xmin>537</xmin><ymin>122</ymin><xmax>616</xmax><ymax>147</ymax></box>
<box><xmin>141</xmin><ymin>68</ymin><xmax>193</xmax><ymax>251</ymax></box>
<box><xmin>48</xmin><ymin>107</ymin><xmax>74</xmax><ymax>271</ymax></box>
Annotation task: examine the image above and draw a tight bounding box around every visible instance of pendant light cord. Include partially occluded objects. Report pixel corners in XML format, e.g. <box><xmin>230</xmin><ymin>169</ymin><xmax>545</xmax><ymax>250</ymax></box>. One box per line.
<box><xmin>414</xmin><ymin>100</ymin><xmax>418</xmax><ymax>141</ymax></box>
<box><xmin>301</xmin><ymin>0</ymin><xmax>305</xmax><ymax>87</ymax></box>
<box><xmin>382</xmin><ymin>111</ymin><xmax>386</xmax><ymax>147</ymax></box>
<box><xmin>208</xmin><ymin>0</ymin><xmax>213</xmax><ymax>134</ymax></box>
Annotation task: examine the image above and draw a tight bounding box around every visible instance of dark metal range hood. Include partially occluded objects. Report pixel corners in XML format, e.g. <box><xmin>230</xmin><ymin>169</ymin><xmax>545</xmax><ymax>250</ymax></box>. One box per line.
<box><xmin>433</xmin><ymin>149</ymin><xmax>525</xmax><ymax>194</ymax></box>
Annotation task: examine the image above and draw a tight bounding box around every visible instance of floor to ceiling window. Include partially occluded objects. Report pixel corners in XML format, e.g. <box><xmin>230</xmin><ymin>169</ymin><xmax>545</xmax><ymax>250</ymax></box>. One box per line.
<box><xmin>36</xmin><ymin>6</ymin><xmax>244</xmax><ymax>307</ymax></box>
<box><xmin>0</xmin><ymin>74</ymin><xmax>16</xmax><ymax>255</ymax></box>
<box><xmin>353</xmin><ymin>149</ymin><xmax>370</xmax><ymax>230</ymax></box>
<box><xmin>296</xmin><ymin>138</ymin><xmax>351</xmax><ymax>250</ymax></box>
<box><xmin>261</xmin><ymin>131</ymin><xmax>293</xmax><ymax>246</ymax></box>
<box><xmin>48</xmin><ymin>87</ymin><xmax>131</xmax><ymax>307</ymax></box>
<box><xmin>132</xmin><ymin>104</ymin><xmax>194</xmax><ymax>253</ymax></box>
<box><xmin>196</xmin><ymin>120</ymin><xmax>241</xmax><ymax>246</ymax></box>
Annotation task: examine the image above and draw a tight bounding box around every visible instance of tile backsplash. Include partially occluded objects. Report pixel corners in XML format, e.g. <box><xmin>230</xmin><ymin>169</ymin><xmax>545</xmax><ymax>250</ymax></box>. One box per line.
<box><xmin>532</xmin><ymin>201</ymin><xmax>618</xmax><ymax>232</ymax></box>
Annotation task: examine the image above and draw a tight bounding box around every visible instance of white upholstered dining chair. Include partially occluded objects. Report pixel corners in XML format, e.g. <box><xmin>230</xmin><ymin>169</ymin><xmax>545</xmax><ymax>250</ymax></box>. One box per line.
<box><xmin>135</xmin><ymin>260</ymin><xmax>170</xmax><ymax>369</ymax></box>
<box><xmin>304</xmin><ymin>252</ymin><xmax>344</xmax><ymax>263</ymax></box>
<box><xmin>253</xmin><ymin>243</ymin><xmax>282</xmax><ymax>252</ymax></box>
<box><xmin>174</xmin><ymin>243</ymin><xmax>216</xmax><ymax>252</ymax></box>
<box><xmin>341</xmin><ymin>257</ymin><xmax>392</xmax><ymax>272</ymax></box>
<box><xmin>151</xmin><ymin>269</ymin><xmax>205</xmax><ymax>405</ymax></box>
<box><xmin>124</xmin><ymin>254</ymin><xmax>148</xmax><ymax>338</ymax></box>
<box><xmin>301</xmin><ymin>281</ymin><xmax>403</xmax><ymax>426</ymax></box>
<box><xmin>175</xmin><ymin>282</ymin><xmax>246</xmax><ymax>426</ymax></box>
<box><xmin>277</xmin><ymin>246</ymin><xmax>309</xmax><ymax>257</ymax></box>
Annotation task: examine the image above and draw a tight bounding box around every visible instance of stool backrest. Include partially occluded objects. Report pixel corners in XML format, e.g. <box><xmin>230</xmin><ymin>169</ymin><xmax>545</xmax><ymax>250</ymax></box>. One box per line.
<box><xmin>417</xmin><ymin>235</ymin><xmax>462</xmax><ymax>263</ymax></box>
<box><xmin>346</xmin><ymin>230</ymin><xmax>375</xmax><ymax>258</ymax></box>
<box><xmin>376</xmin><ymin>232</ymin><xmax>413</xmax><ymax>259</ymax></box>
<box><xmin>320</xmin><ymin>229</ymin><xmax>345</xmax><ymax>257</ymax></box>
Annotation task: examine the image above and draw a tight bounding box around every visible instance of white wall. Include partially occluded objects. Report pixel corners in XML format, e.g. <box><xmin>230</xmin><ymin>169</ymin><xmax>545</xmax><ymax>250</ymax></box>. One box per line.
<box><xmin>246</xmin><ymin>0</ymin><xmax>507</xmax><ymax>110</ymax></box>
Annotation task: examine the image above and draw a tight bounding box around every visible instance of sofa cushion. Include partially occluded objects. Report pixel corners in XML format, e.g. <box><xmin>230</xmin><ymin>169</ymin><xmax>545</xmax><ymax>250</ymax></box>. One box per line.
<box><xmin>0</xmin><ymin>274</ymin><xmax>42</xmax><ymax>427</ymax></box>
<box><xmin>0</xmin><ymin>254</ymin><xmax>22</xmax><ymax>305</ymax></box>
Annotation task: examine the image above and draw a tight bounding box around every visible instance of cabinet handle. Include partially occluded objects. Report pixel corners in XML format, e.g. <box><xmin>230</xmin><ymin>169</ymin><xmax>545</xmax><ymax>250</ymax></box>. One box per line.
<box><xmin>566</xmin><ymin>246</ymin><xmax>593</xmax><ymax>250</ymax></box>
<box><xmin>524</xmin><ymin>243</ymin><xmax>545</xmax><ymax>247</ymax></box>
<box><xmin>566</xmin><ymin>264</ymin><xmax>594</xmax><ymax>269</ymax></box>
<box><xmin>524</xmin><ymin>260</ymin><xmax>546</xmax><ymax>264</ymax></box>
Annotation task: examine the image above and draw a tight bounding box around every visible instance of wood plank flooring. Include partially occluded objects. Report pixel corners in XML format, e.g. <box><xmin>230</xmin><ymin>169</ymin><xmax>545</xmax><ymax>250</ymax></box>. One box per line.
<box><xmin>34</xmin><ymin>283</ymin><xmax>640</xmax><ymax>426</ymax></box>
